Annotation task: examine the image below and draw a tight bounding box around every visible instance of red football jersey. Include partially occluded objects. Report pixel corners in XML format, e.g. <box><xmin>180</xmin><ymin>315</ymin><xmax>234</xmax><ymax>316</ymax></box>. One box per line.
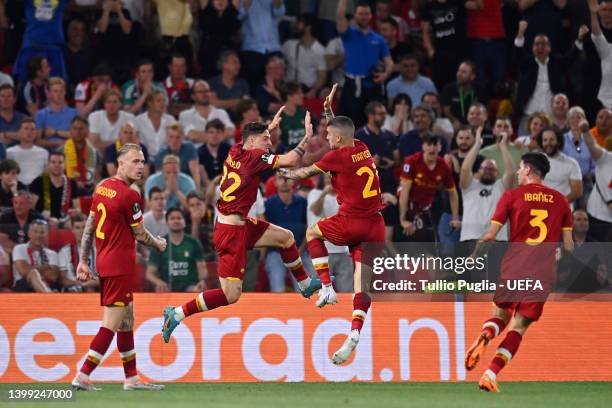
<box><xmin>217</xmin><ymin>143</ymin><xmax>279</xmax><ymax>217</ymax></box>
<box><xmin>400</xmin><ymin>152</ymin><xmax>455</xmax><ymax>212</ymax></box>
<box><xmin>90</xmin><ymin>177</ymin><xmax>144</xmax><ymax>277</ymax></box>
<box><xmin>314</xmin><ymin>139</ymin><xmax>385</xmax><ymax>217</ymax></box>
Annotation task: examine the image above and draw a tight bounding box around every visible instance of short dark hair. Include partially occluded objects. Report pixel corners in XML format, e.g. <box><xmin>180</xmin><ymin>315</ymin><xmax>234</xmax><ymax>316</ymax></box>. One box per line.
<box><xmin>169</xmin><ymin>52</ymin><xmax>186</xmax><ymax>64</ymax></box>
<box><xmin>421</xmin><ymin>91</ymin><xmax>438</xmax><ymax>102</ymax></box>
<box><xmin>521</xmin><ymin>152</ymin><xmax>550</xmax><ymax>178</ymax></box>
<box><xmin>205</xmin><ymin>118</ymin><xmax>225</xmax><ymax>132</ymax></box>
<box><xmin>365</xmin><ymin>100</ymin><xmax>385</xmax><ymax>117</ymax></box>
<box><xmin>422</xmin><ymin>133</ymin><xmax>441</xmax><ymax>145</ymax></box>
<box><xmin>217</xmin><ymin>50</ymin><xmax>239</xmax><ymax>71</ymax></box>
<box><xmin>71</xmin><ymin>116</ymin><xmax>89</xmax><ymax>128</ymax></box>
<box><xmin>48</xmin><ymin>151</ymin><xmax>65</xmax><ymax>160</ymax></box>
<box><xmin>70</xmin><ymin>212</ymin><xmax>87</xmax><ymax>223</ymax></box>
<box><xmin>148</xmin><ymin>186</ymin><xmax>164</xmax><ymax>200</ymax></box>
<box><xmin>356</xmin><ymin>0</ymin><xmax>372</xmax><ymax>9</ymax></box>
<box><xmin>389</xmin><ymin>93</ymin><xmax>413</xmax><ymax>115</ymax></box>
<box><xmin>165</xmin><ymin>207</ymin><xmax>184</xmax><ymax>221</ymax></box>
<box><xmin>19</xmin><ymin>117</ymin><xmax>35</xmax><ymax>129</ymax></box>
<box><xmin>535</xmin><ymin>126</ymin><xmax>564</xmax><ymax>151</ymax></box>
<box><xmin>237</xmin><ymin>97</ymin><xmax>257</xmax><ymax>116</ymax></box>
<box><xmin>380</xmin><ymin>17</ymin><xmax>398</xmax><ymax>30</ymax></box>
<box><xmin>297</xmin><ymin>13</ymin><xmax>316</xmax><ymax>28</ymax></box>
<box><xmin>242</xmin><ymin>122</ymin><xmax>269</xmax><ymax>141</ymax></box>
<box><xmin>0</xmin><ymin>159</ymin><xmax>20</xmax><ymax>174</ymax></box>
<box><xmin>135</xmin><ymin>59</ymin><xmax>154</xmax><ymax>71</ymax></box>
<box><xmin>187</xmin><ymin>191</ymin><xmax>204</xmax><ymax>202</ymax></box>
<box><xmin>281</xmin><ymin>81</ymin><xmax>302</xmax><ymax>101</ymax></box>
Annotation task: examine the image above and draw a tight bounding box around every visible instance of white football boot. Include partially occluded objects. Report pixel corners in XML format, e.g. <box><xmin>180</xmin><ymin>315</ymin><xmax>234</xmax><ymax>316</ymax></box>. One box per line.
<box><xmin>332</xmin><ymin>329</ymin><xmax>360</xmax><ymax>365</ymax></box>
<box><xmin>316</xmin><ymin>284</ymin><xmax>338</xmax><ymax>308</ymax></box>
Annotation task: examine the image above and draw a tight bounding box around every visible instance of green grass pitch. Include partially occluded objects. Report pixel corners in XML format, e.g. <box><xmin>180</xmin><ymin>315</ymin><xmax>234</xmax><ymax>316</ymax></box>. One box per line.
<box><xmin>1</xmin><ymin>382</ymin><xmax>611</xmax><ymax>408</ymax></box>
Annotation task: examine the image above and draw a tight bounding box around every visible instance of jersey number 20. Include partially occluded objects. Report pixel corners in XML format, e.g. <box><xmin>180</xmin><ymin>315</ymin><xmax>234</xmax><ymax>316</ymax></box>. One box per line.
<box><xmin>526</xmin><ymin>209</ymin><xmax>548</xmax><ymax>244</ymax></box>
<box><xmin>356</xmin><ymin>164</ymin><xmax>381</xmax><ymax>199</ymax></box>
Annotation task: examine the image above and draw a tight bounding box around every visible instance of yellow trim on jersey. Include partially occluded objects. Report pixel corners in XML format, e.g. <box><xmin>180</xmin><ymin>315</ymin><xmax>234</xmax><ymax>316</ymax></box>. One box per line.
<box><xmin>130</xmin><ymin>219</ymin><xmax>144</xmax><ymax>227</ymax></box>
<box><xmin>491</xmin><ymin>220</ymin><xmax>503</xmax><ymax>226</ymax></box>
<box><xmin>224</xmin><ymin>277</ymin><xmax>242</xmax><ymax>281</ymax></box>
<box><xmin>312</xmin><ymin>164</ymin><xmax>327</xmax><ymax>173</ymax></box>
<box><xmin>562</xmin><ymin>227</ymin><xmax>573</xmax><ymax>231</ymax></box>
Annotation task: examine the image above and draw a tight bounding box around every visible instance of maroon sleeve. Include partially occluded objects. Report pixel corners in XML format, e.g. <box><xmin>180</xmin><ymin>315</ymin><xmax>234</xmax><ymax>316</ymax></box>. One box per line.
<box><xmin>491</xmin><ymin>190</ymin><xmax>511</xmax><ymax>226</ymax></box>
<box><xmin>124</xmin><ymin>187</ymin><xmax>144</xmax><ymax>227</ymax></box>
<box><xmin>249</xmin><ymin>148</ymin><xmax>280</xmax><ymax>173</ymax></box>
<box><xmin>560</xmin><ymin>194</ymin><xmax>573</xmax><ymax>230</ymax></box>
<box><xmin>314</xmin><ymin>149</ymin><xmax>342</xmax><ymax>173</ymax></box>
<box><xmin>400</xmin><ymin>156</ymin><xmax>415</xmax><ymax>181</ymax></box>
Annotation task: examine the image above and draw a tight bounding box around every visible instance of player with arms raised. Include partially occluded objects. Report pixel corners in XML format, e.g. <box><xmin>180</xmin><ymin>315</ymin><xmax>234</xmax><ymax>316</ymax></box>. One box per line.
<box><xmin>161</xmin><ymin>107</ymin><xmax>323</xmax><ymax>342</ymax></box>
<box><xmin>72</xmin><ymin>143</ymin><xmax>167</xmax><ymax>391</ymax></box>
<box><xmin>464</xmin><ymin>152</ymin><xmax>574</xmax><ymax>392</ymax></box>
<box><xmin>281</xmin><ymin>84</ymin><xmax>386</xmax><ymax>364</ymax></box>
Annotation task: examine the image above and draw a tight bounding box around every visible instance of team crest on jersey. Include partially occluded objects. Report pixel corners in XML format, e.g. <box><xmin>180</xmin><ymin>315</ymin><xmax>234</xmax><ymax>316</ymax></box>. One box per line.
<box><xmin>261</xmin><ymin>153</ymin><xmax>276</xmax><ymax>164</ymax></box>
<box><xmin>403</xmin><ymin>164</ymin><xmax>410</xmax><ymax>173</ymax></box>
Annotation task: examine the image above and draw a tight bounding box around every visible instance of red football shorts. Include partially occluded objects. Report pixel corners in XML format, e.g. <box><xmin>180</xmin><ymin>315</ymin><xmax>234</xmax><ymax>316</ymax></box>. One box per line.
<box><xmin>494</xmin><ymin>301</ymin><xmax>545</xmax><ymax>322</ymax></box>
<box><xmin>99</xmin><ymin>274</ymin><xmax>134</xmax><ymax>307</ymax></box>
<box><xmin>317</xmin><ymin>213</ymin><xmax>385</xmax><ymax>262</ymax></box>
<box><xmin>214</xmin><ymin>218</ymin><xmax>270</xmax><ymax>280</ymax></box>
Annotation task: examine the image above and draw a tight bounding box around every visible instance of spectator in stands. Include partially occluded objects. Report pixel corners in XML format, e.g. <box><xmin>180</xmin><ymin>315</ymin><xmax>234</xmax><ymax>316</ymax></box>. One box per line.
<box><xmin>536</xmin><ymin>127</ymin><xmax>583</xmax><ymax>203</ymax></box>
<box><xmin>121</xmin><ymin>60</ymin><xmax>166</xmax><ymax>115</ymax></box>
<box><xmin>383</xmin><ymin>93</ymin><xmax>413</xmax><ymax>136</ymax></box>
<box><xmin>179</xmin><ymin>80</ymin><xmax>235</xmax><ymax>147</ymax></box>
<box><xmin>57</xmin><ymin>213</ymin><xmax>98</xmax><ymax>290</ymax></box>
<box><xmin>29</xmin><ymin>152</ymin><xmax>81</xmax><ymax>223</ymax></box>
<box><xmin>135</xmin><ymin>90</ymin><xmax>175</xmax><ymax>158</ymax></box>
<box><xmin>516</xmin><ymin>111</ymin><xmax>551</xmax><ymax>151</ymax></box>
<box><xmin>59</xmin><ymin>116</ymin><xmax>101</xmax><ymax>194</ymax></box>
<box><xmin>143</xmin><ymin>186</ymin><xmax>169</xmax><ymax>238</ymax></box>
<box><xmin>0</xmin><ymin>160</ymin><xmax>24</xmax><ymax>210</ymax></box>
<box><xmin>515</xmin><ymin>21</ymin><xmax>589</xmax><ymax>130</ymax></box>
<box><xmin>264</xmin><ymin>173</ymin><xmax>313</xmax><ymax>292</ymax></box>
<box><xmin>155</xmin><ymin>123</ymin><xmax>201</xmax><ymax>188</ymax></box>
<box><xmin>421</xmin><ymin>0</ymin><xmax>468</xmax><ymax>90</ymax></box>
<box><xmin>422</xmin><ymin>91</ymin><xmax>454</xmax><ymax>138</ymax></box>
<box><xmin>74</xmin><ymin>64</ymin><xmax>117</xmax><ymax>117</ymax></box>
<box><xmin>336</xmin><ymin>0</ymin><xmax>393</xmax><ymax>127</ymax></box>
<box><xmin>35</xmin><ymin>77</ymin><xmax>77</xmax><ymax>149</ymax></box>
<box><xmin>281</xmin><ymin>14</ymin><xmax>328</xmax><ymax>99</ymax></box>
<box><xmin>590</xmin><ymin>107</ymin><xmax>612</xmax><ymax>147</ymax></box>
<box><xmin>551</xmin><ymin>93</ymin><xmax>570</xmax><ymax>133</ymax></box>
<box><xmin>255</xmin><ymin>56</ymin><xmax>286</xmax><ymax>115</ymax></box>
<box><xmin>185</xmin><ymin>191</ymin><xmax>215</xmax><ymax>261</ymax></box>
<box><xmin>208</xmin><ymin>51</ymin><xmax>250</xmax><ymax>119</ymax></box>
<box><xmin>88</xmin><ymin>89</ymin><xmax>136</xmax><ymax>152</ymax></box>
<box><xmin>0</xmin><ymin>84</ymin><xmax>27</xmax><ymax>145</ymax></box>
<box><xmin>324</xmin><ymin>33</ymin><xmax>346</xmax><ymax>90</ymax></box>
<box><xmin>144</xmin><ymin>154</ymin><xmax>196</xmax><ymax>209</ymax></box>
<box><xmin>12</xmin><ymin>0</ymin><xmax>68</xmax><ymax>83</ymax></box>
<box><xmin>96</xmin><ymin>0</ymin><xmax>137</xmax><ymax>84</ymax></box>
<box><xmin>445</xmin><ymin>126</ymin><xmax>484</xmax><ymax>182</ymax></box>
<box><xmin>198</xmin><ymin>119</ymin><xmax>230</xmax><ymax>186</ymax></box>
<box><xmin>302</xmin><ymin>117</ymin><xmax>331</xmax><ymax>166</ymax></box>
<box><xmin>147</xmin><ymin>207</ymin><xmax>207</xmax><ymax>292</ymax></box>
<box><xmin>387</xmin><ymin>54</ymin><xmax>436</xmax><ymax>107</ymax></box>
<box><xmin>399</xmin><ymin>104</ymin><xmax>449</xmax><ymax>158</ymax></box>
<box><xmin>583</xmin><ymin>126</ymin><xmax>612</xmax><ymax>241</ymax></box>
<box><xmin>564</xmin><ymin>107</ymin><xmax>595</xmax><ymax>207</ymax></box>
<box><xmin>17</xmin><ymin>56</ymin><xmax>50</xmax><ymax>117</ymax></box>
<box><xmin>590</xmin><ymin>0</ymin><xmax>612</xmax><ymax>110</ymax></box>
<box><xmin>441</xmin><ymin>61</ymin><xmax>487</xmax><ymax>128</ymax></box>
<box><xmin>234</xmin><ymin>97</ymin><xmax>261</xmax><ymax>143</ymax></box>
<box><xmin>307</xmin><ymin>173</ymin><xmax>353</xmax><ymax>292</ymax></box>
<box><xmin>197</xmin><ymin>0</ymin><xmax>241</xmax><ymax>79</ymax></box>
<box><xmin>12</xmin><ymin>219</ymin><xmax>81</xmax><ymax>292</ymax></box>
<box><xmin>164</xmin><ymin>53</ymin><xmax>194</xmax><ymax>117</ymax></box>
<box><xmin>152</xmin><ymin>0</ymin><xmax>194</xmax><ymax>73</ymax></box>
<box><xmin>519</xmin><ymin>0</ymin><xmax>567</xmax><ymax>53</ymax></box>
<box><xmin>63</xmin><ymin>18</ymin><xmax>94</xmax><ymax>95</ymax></box>
<box><xmin>6</xmin><ymin>118</ymin><xmax>47</xmax><ymax>186</ymax></box>
<box><xmin>480</xmin><ymin>117</ymin><xmax>527</xmax><ymax>180</ymax></box>
<box><xmin>0</xmin><ymin>190</ymin><xmax>44</xmax><ymax>250</ymax></box>
<box><xmin>103</xmin><ymin>121</ymin><xmax>150</xmax><ymax>177</ymax></box>
<box><xmin>238</xmin><ymin>0</ymin><xmax>285</xmax><ymax>88</ymax></box>
<box><xmin>465</xmin><ymin>102</ymin><xmax>493</xmax><ymax>145</ymax></box>
<box><xmin>0</xmin><ymin>72</ymin><xmax>13</xmax><ymax>88</ymax></box>
<box><xmin>279</xmin><ymin>82</ymin><xmax>307</xmax><ymax>149</ymax></box>
<box><xmin>378</xmin><ymin>17</ymin><xmax>412</xmax><ymax>70</ymax></box>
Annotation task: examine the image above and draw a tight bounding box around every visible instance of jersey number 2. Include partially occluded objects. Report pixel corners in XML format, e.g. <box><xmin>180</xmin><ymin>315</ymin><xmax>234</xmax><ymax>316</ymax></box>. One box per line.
<box><xmin>220</xmin><ymin>165</ymin><xmax>241</xmax><ymax>202</ymax></box>
<box><xmin>356</xmin><ymin>165</ymin><xmax>380</xmax><ymax>199</ymax></box>
<box><xmin>95</xmin><ymin>203</ymin><xmax>107</xmax><ymax>240</ymax></box>
<box><xmin>526</xmin><ymin>209</ymin><xmax>548</xmax><ymax>244</ymax></box>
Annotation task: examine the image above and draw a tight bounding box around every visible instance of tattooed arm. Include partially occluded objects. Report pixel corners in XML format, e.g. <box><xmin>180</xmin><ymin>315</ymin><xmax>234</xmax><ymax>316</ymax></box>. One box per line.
<box><xmin>280</xmin><ymin>165</ymin><xmax>325</xmax><ymax>180</ymax></box>
<box><xmin>323</xmin><ymin>84</ymin><xmax>337</xmax><ymax>122</ymax></box>
<box><xmin>131</xmin><ymin>222</ymin><xmax>167</xmax><ymax>252</ymax></box>
<box><xmin>76</xmin><ymin>213</ymin><xmax>96</xmax><ymax>281</ymax></box>
<box><xmin>276</xmin><ymin>111</ymin><xmax>314</xmax><ymax>168</ymax></box>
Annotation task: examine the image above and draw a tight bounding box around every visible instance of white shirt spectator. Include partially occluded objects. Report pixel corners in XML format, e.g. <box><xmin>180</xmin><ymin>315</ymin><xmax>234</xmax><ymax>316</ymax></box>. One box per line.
<box><xmin>543</xmin><ymin>152</ymin><xmax>582</xmax><ymax>197</ymax></box>
<box><xmin>282</xmin><ymin>39</ymin><xmax>327</xmax><ymax>88</ymax></box>
<box><xmin>460</xmin><ymin>179</ymin><xmax>508</xmax><ymax>241</ymax></box>
<box><xmin>325</xmin><ymin>37</ymin><xmax>345</xmax><ymax>87</ymax></box>
<box><xmin>57</xmin><ymin>244</ymin><xmax>77</xmax><ymax>280</ymax></box>
<box><xmin>178</xmin><ymin>106</ymin><xmax>235</xmax><ymax>148</ymax></box>
<box><xmin>587</xmin><ymin>150</ymin><xmax>612</xmax><ymax>223</ymax></box>
<box><xmin>592</xmin><ymin>33</ymin><xmax>612</xmax><ymax>109</ymax></box>
<box><xmin>88</xmin><ymin>110</ymin><xmax>136</xmax><ymax>144</ymax></box>
<box><xmin>143</xmin><ymin>210</ymin><xmax>169</xmax><ymax>237</ymax></box>
<box><xmin>307</xmin><ymin>189</ymin><xmax>349</xmax><ymax>254</ymax></box>
<box><xmin>524</xmin><ymin>57</ymin><xmax>553</xmax><ymax>115</ymax></box>
<box><xmin>12</xmin><ymin>243</ymin><xmax>60</xmax><ymax>285</ymax></box>
<box><xmin>135</xmin><ymin>112</ymin><xmax>175</xmax><ymax>157</ymax></box>
<box><xmin>6</xmin><ymin>145</ymin><xmax>48</xmax><ymax>185</ymax></box>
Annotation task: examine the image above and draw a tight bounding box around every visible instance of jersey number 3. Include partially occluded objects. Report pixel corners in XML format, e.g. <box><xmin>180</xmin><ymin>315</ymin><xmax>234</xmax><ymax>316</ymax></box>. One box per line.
<box><xmin>95</xmin><ymin>203</ymin><xmax>107</xmax><ymax>240</ymax></box>
<box><xmin>220</xmin><ymin>165</ymin><xmax>242</xmax><ymax>202</ymax></box>
<box><xmin>526</xmin><ymin>209</ymin><xmax>548</xmax><ymax>244</ymax></box>
<box><xmin>356</xmin><ymin>165</ymin><xmax>380</xmax><ymax>199</ymax></box>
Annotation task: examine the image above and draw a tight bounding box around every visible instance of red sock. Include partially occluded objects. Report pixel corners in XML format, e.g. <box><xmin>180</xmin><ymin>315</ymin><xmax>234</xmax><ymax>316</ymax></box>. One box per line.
<box><xmin>182</xmin><ymin>289</ymin><xmax>229</xmax><ymax>318</ymax></box>
<box><xmin>351</xmin><ymin>293</ymin><xmax>371</xmax><ymax>332</ymax></box>
<box><xmin>481</xmin><ymin>317</ymin><xmax>507</xmax><ymax>340</ymax></box>
<box><xmin>80</xmin><ymin>327</ymin><xmax>115</xmax><ymax>376</ymax></box>
<box><xmin>307</xmin><ymin>239</ymin><xmax>331</xmax><ymax>285</ymax></box>
<box><xmin>280</xmin><ymin>245</ymin><xmax>308</xmax><ymax>282</ymax></box>
<box><xmin>117</xmin><ymin>331</ymin><xmax>137</xmax><ymax>379</ymax></box>
<box><xmin>489</xmin><ymin>330</ymin><xmax>523</xmax><ymax>375</ymax></box>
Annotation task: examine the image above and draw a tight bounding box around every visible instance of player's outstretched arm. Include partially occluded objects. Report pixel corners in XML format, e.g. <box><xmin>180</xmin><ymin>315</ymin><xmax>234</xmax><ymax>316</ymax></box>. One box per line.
<box><xmin>323</xmin><ymin>84</ymin><xmax>338</xmax><ymax>122</ymax></box>
<box><xmin>132</xmin><ymin>223</ymin><xmax>167</xmax><ymax>252</ymax></box>
<box><xmin>279</xmin><ymin>164</ymin><xmax>325</xmax><ymax>180</ymax></box>
<box><xmin>459</xmin><ymin>127</ymin><xmax>482</xmax><ymax>190</ymax></box>
<box><xmin>470</xmin><ymin>223</ymin><xmax>502</xmax><ymax>259</ymax></box>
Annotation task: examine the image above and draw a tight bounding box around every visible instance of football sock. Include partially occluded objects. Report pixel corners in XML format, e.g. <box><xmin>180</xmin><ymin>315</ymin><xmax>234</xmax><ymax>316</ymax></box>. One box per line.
<box><xmin>80</xmin><ymin>327</ymin><xmax>115</xmax><ymax>376</ymax></box>
<box><xmin>481</xmin><ymin>317</ymin><xmax>507</xmax><ymax>340</ymax></box>
<box><xmin>280</xmin><ymin>245</ymin><xmax>311</xmax><ymax>290</ymax></box>
<box><xmin>175</xmin><ymin>289</ymin><xmax>229</xmax><ymax>321</ymax></box>
<box><xmin>351</xmin><ymin>293</ymin><xmax>371</xmax><ymax>332</ymax></box>
<box><xmin>117</xmin><ymin>331</ymin><xmax>138</xmax><ymax>381</ymax></box>
<box><xmin>307</xmin><ymin>239</ymin><xmax>331</xmax><ymax>285</ymax></box>
<box><xmin>488</xmin><ymin>330</ymin><xmax>523</xmax><ymax>376</ymax></box>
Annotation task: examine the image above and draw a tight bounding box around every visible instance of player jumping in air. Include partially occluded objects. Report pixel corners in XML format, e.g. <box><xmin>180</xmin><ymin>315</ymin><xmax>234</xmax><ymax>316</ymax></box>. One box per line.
<box><xmin>72</xmin><ymin>143</ymin><xmax>167</xmax><ymax>391</ymax></box>
<box><xmin>464</xmin><ymin>151</ymin><xmax>574</xmax><ymax>392</ymax></box>
<box><xmin>161</xmin><ymin>107</ymin><xmax>323</xmax><ymax>343</ymax></box>
<box><xmin>280</xmin><ymin>84</ymin><xmax>386</xmax><ymax>364</ymax></box>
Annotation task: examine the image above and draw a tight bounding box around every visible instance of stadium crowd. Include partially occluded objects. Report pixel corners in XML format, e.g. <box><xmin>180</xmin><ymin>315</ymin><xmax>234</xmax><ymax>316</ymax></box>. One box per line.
<box><xmin>0</xmin><ymin>0</ymin><xmax>610</xmax><ymax>294</ymax></box>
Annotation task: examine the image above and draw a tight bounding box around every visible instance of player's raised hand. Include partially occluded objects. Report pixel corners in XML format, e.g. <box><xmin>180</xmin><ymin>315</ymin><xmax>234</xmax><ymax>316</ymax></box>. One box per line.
<box><xmin>156</xmin><ymin>236</ymin><xmax>167</xmax><ymax>252</ymax></box>
<box><xmin>578</xmin><ymin>24</ymin><xmax>590</xmax><ymax>41</ymax></box>
<box><xmin>499</xmin><ymin>131</ymin><xmax>509</xmax><ymax>146</ymax></box>
<box><xmin>588</xmin><ymin>0</ymin><xmax>600</xmax><ymax>13</ymax></box>
<box><xmin>324</xmin><ymin>84</ymin><xmax>338</xmax><ymax>111</ymax></box>
<box><xmin>76</xmin><ymin>262</ymin><xmax>93</xmax><ymax>282</ymax></box>
<box><xmin>518</xmin><ymin>21</ymin><xmax>528</xmax><ymax>37</ymax></box>
<box><xmin>475</xmin><ymin>126</ymin><xmax>484</xmax><ymax>145</ymax></box>
<box><xmin>304</xmin><ymin>110</ymin><xmax>313</xmax><ymax>140</ymax></box>
<box><xmin>268</xmin><ymin>106</ymin><xmax>285</xmax><ymax>131</ymax></box>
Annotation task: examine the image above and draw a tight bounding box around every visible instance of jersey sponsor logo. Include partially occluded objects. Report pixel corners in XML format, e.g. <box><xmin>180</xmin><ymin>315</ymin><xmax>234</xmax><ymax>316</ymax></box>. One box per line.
<box><xmin>403</xmin><ymin>163</ymin><xmax>410</xmax><ymax>173</ymax></box>
<box><xmin>95</xmin><ymin>186</ymin><xmax>117</xmax><ymax>199</ymax></box>
<box><xmin>351</xmin><ymin>150</ymin><xmax>372</xmax><ymax>163</ymax></box>
<box><xmin>226</xmin><ymin>155</ymin><xmax>241</xmax><ymax>170</ymax></box>
<box><xmin>479</xmin><ymin>188</ymin><xmax>493</xmax><ymax>197</ymax></box>
<box><xmin>261</xmin><ymin>153</ymin><xmax>276</xmax><ymax>165</ymax></box>
<box><xmin>523</xmin><ymin>192</ymin><xmax>554</xmax><ymax>203</ymax></box>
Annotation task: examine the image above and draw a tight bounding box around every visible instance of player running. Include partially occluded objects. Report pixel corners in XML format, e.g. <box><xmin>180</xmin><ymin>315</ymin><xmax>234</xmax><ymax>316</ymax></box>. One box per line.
<box><xmin>161</xmin><ymin>107</ymin><xmax>323</xmax><ymax>343</ymax></box>
<box><xmin>464</xmin><ymin>152</ymin><xmax>574</xmax><ymax>392</ymax></box>
<box><xmin>280</xmin><ymin>84</ymin><xmax>386</xmax><ymax>364</ymax></box>
<box><xmin>72</xmin><ymin>144</ymin><xmax>167</xmax><ymax>391</ymax></box>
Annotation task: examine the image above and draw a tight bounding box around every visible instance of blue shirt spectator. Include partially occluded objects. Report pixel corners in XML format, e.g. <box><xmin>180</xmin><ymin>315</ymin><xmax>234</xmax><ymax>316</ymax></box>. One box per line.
<box><xmin>341</xmin><ymin>26</ymin><xmax>390</xmax><ymax>84</ymax></box>
<box><xmin>144</xmin><ymin>170</ymin><xmax>196</xmax><ymax>210</ymax></box>
<box><xmin>35</xmin><ymin>105</ymin><xmax>77</xmax><ymax>142</ymax></box>
<box><xmin>563</xmin><ymin>131</ymin><xmax>595</xmax><ymax>178</ymax></box>
<box><xmin>238</xmin><ymin>0</ymin><xmax>285</xmax><ymax>54</ymax></box>
<box><xmin>155</xmin><ymin>141</ymin><xmax>198</xmax><ymax>176</ymax></box>
<box><xmin>386</xmin><ymin>55</ymin><xmax>437</xmax><ymax>106</ymax></box>
<box><xmin>265</xmin><ymin>193</ymin><xmax>308</xmax><ymax>247</ymax></box>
